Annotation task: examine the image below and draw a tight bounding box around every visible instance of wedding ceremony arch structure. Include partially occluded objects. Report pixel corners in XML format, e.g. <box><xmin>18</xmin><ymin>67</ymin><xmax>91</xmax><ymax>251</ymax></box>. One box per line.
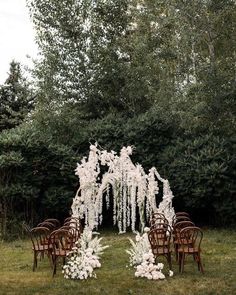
<box><xmin>71</xmin><ymin>144</ymin><xmax>175</xmax><ymax>233</ymax></box>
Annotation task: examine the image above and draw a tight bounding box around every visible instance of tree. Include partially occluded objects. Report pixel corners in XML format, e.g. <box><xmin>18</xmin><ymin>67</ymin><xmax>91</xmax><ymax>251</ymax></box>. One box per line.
<box><xmin>0</xmin><ymin>61</ymin><xmax>35</xmax><ymax>132</ymax></box>
<box><xmin>27</xmin><ymin>0</ymin><xmax>132</xmax><ymax>117</ymax></box>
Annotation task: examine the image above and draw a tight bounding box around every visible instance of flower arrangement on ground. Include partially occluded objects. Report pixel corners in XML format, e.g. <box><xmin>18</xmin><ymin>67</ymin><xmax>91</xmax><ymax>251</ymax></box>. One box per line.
<box><xmin>62</xmin><ymin>228</ymin><xmax>109</xmax><ymax>280</ymax></box>
<box><xmin>126</xmin><ymin>228</ymin><xmax>173</xmax><ymax>280</ymax></box>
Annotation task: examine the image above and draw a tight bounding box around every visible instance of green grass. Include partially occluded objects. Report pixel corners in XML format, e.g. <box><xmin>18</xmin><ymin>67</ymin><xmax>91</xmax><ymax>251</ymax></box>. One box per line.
<box><xmin>1</xmin><ymin>229</ymin><xmax>236</xmax><ymax>295</ymax></box>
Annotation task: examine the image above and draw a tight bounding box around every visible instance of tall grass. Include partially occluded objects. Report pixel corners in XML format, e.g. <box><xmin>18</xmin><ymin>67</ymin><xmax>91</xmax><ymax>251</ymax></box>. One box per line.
<box><xmin>0</xmin><ymin>229</ymin><xmax>236</xmax><ymax>295</ymax></box>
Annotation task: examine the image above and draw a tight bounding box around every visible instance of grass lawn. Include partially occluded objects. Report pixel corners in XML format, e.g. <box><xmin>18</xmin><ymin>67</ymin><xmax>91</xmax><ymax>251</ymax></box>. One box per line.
<box><xmin>0</xmin><ymin>228</ymin><xmax>236</xmax><ymax>295</ymax></box>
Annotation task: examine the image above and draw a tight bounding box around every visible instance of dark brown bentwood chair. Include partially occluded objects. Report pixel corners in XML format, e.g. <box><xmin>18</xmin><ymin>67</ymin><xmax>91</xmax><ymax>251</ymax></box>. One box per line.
<box><xmin>178</xmin><ymin>226</ymin><xmax>204</xmax><ymax>273</ymax></box>
<box><xmin>173</xmin><ymin>221</ymin><xmax>195</xmax><ymax>261</ymax></box>
<box><xmin>30</xmin><ymin>227</ymin><xmax>50</xmax><ymax>271</ymax></box>
<box><xmin>148</xmin><ymin>225</ymin><xmax>172</xmax><ymax>270</ymax></box>
<box><xmin>48</xmin><ymin>229</ymin><xmax>74</xmax><ymax>276</ymax></box>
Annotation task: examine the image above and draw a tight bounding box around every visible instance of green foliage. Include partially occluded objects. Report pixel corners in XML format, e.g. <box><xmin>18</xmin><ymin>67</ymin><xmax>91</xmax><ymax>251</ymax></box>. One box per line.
<box><xmin>160</xmin><ymin>134</ymin><xmax>236</xmax><ymax>225</ymax></box>
<box><xmin>0</xmin><ymin>124</ymin><xmax>78</xmax><ymax>237</ymax></box>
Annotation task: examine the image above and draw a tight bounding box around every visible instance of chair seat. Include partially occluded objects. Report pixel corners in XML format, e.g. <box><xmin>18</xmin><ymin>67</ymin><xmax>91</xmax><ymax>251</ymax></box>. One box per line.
<box><xmin>152</xmin><ymin>247</ymin><xmax>171</xmax><ymax>255</ymax></box>
<box><xmin>178</xmin><ymin>246</ymin><xmax>201</xmax><ymax>253</ymax></box>
<box><xmin>32</xmin><ymin>245</ymin><xmax>50</xmax><ymax>251</ymax></box>
<box><xmin>174</xmin><ymin>239</ymin><xmax>193</xmax><ymax>245</ymax></box>
<box><xmin>52</xmin><ymin>249</ymin><xmax>71</xmax><ymax>257</ymax></box>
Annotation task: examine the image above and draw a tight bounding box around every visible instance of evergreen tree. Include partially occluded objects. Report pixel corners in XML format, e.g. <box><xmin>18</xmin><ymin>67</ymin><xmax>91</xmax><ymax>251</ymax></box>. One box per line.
<box><xmin>0</xmin><ymin>61</ymin><xmax>34</xmax><ymax>132</ymax></box>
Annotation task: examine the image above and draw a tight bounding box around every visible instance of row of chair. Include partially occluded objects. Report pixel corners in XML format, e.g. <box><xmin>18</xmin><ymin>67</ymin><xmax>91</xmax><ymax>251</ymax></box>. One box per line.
<box><xmin>23</xmin><ymin>217</ymin><xmax>82</xmax><ymax>276</ymax></box>
<box><xmin>148</xmin><ymin>212</ymin><xmax>204</xmax><ymax>273</ymax></box>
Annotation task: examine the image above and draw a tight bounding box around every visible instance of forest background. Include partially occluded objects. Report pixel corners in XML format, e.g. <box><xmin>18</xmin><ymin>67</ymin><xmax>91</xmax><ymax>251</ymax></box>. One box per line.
<box><xmin>0</xmin><ymin>0</ymin><xmax>235</xmax><ymax>239</ymax></box>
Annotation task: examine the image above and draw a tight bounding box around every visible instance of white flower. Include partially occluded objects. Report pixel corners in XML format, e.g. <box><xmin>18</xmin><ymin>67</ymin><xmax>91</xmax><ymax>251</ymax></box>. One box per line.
<box><xmin>159</xmin><ymin>273</ymin><xmax>165</xmax><ymax>280</ymax></box>
<box><xmin>135</xmin><ymin>234</ymin><xmax>141</xmax><ymax>242</ymax></box>
<box><xmin>157</xmin><ymin>263</ymin><xmax>164</xmax><ymax>270</ymax></box>
<box><xmin>169</xmin><ymin>270</ymin><xmax>174</xmax><ymax>277</ymax></box>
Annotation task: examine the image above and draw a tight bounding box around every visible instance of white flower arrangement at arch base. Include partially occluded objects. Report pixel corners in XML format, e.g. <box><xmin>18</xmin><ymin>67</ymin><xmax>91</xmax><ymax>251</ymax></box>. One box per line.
<box><xmin>62</xmin><ymin>228</ymin><xmax>109</xmax><ymax>280</ymax></box>
<box><xmin>126</xmin><ymin>228</ymin><xmax>174</xmax><ymax>280</ymax></box>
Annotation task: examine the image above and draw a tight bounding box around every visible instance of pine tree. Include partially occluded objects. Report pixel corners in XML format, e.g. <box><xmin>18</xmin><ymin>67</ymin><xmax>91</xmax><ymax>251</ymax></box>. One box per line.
<box><xmin>0</xmin><ymin>61</ymin><xmax>34</xmax><ymax>132</ymax></box>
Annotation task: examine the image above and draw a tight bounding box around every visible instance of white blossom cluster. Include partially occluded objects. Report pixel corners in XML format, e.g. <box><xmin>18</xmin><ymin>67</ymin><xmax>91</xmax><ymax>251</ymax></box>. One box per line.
<box><xmin>127</xmin><ymin>229</ymin><xmax>174</xmax><ymax>280</ymax></box>
<box><xmin>135</xmin><ymin>252</ymin><xmax>166</xmax><ymax>280</ymax></box>
<box><xmin>62</xmin><ymin>229</ymin><xmax>108</xmax><ymax>280</ymax></box>
<box><xmin>71</xmin><ymin>143</ymin><xmax>175</xmax><ymax>233</ymax></box>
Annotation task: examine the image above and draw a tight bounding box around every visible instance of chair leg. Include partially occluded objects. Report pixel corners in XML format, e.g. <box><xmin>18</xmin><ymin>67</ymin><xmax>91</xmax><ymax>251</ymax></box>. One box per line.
<box><xmin>33</xmin><ymin>252</ymin><xmax>37</xmax><ymax>272</ymax></box>
<box><xmin>181</xmin><ymin>253</ymin><xmax>185</xmax><ymax>273</ymax></box>
<box><xmin>197</xmin><ymin>254</ymin><xmax>204</xmax><ymax>274</ymax></box>
<box><xmin>52</xmin><ymin>256</ymin><xmax>57</xmax><ymax>277</ymax></box>
<box><xmin>174</xmin><ymin>243</ymin><xmax>178</xmax><ymax>261</ymax></box>
<box><xmin>167</xmin><ymin>253</ymin><xmax>172</xmax><ymax>270</ymax></box>
<box><xmin>47</xmin><ymin>251</ymin><xmax>53</xmax><ymax>268</ymax></box>
<box><xmin>178</xmin><ymin>252</ymin><xmax>182</xmax><ymax>273</ymax></box>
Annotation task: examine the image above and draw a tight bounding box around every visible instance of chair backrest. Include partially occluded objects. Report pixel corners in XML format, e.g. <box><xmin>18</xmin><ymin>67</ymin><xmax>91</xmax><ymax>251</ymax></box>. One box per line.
<box><xmin>150</xmin><ymin>217</ymin><xmax>169</xmax><ymax>227</ymax></box>
<box><xmin>60</xmin><ymin>225</ymin><xmax>81</xmax><ymax>243</ymax></box>
<box><xmin>173</xmin><ymin>221</ymin><xmax>195</xmax><ymax>240</ymax></box>
<box><xmin>172</xmin><ymin>215</ymin><xmax>191</xmax><ymax>226</ymax></box>
<box><xmin>175</xmin><ymin>212</ymin><xmax>190</xmax><ymax>217</ymax></box>
<box><xmin>64</xmin><ymin>220</ymin><xmax>82</xmax><ymax>232</ymax></box>
<box><xmin>148</xmin><ymin>226</ymin><xmax>172</xmax><ymax>251</ymax></box>
<box><xmin>151</xmin><ymin>212</ymin><xmax>165</xmax><ymax>219</ymax></box>
<box><xmin>30</xmin><ymin>227</ymin><xmax>50</xmax><ymax>250</ymax></box>
<box><xmin>44</xmin><ymin>219</ymin><xmax>60</xmax><ymax>228</ymax></box>
<box><xmin>37</xmin><ymin>221</ymin><xmax>56</xmax><ymax>231</ymax></box>
<box><xmin>174</xmin><ymin>220</ymin><xmax>195</xmax><ymax>232</ymax></box>
<box><xmin>49</xmin><ymin>229</ymin><xmax>74</xmax><ymax>256</ymax></box>
<box><xmin>64</xmin><ymin>217</ymin><xmax>81</xmax><ymax>223</ymax></box>
<box><xmin>179</xmin><ymin>226</ymin><xmax>203</xmax><ymax>251</ymax></box>
<box><xmin>150</xmin><ymin>222</ymin><xmax>170</xmax><ymax>231</ymax></box>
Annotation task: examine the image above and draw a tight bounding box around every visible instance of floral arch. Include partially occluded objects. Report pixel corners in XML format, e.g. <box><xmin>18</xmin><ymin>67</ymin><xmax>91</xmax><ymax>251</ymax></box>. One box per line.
<box><xmin>71</xmin><ymin>144</ymin><xmax>175</xmax><ymax>233</ymax></box>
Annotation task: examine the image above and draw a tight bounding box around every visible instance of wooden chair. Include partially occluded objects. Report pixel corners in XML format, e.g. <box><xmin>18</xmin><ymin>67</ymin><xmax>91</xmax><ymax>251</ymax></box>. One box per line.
<box><xmin>148</xmin><ymin>226</ymin><xmax>172</xmax><ymax>270</ymax></box>
<box><xmin>29</xmin><ymin>227</ymin><xmax>50</xmax><ymax>271</ymax></box>
<box><xmin>48</xmin><ymin>229</ymin><xmax>74</xmax><ymax>276</ymax></box>
<box><xmin>173</xmin><ymin>221</ymin><xmax>195</xmax><ymax>261</ymax></box>
<box><xmin>178</xmin><ymin>226</ymin><xmax>204</xmax><ymax>273</ymax></box>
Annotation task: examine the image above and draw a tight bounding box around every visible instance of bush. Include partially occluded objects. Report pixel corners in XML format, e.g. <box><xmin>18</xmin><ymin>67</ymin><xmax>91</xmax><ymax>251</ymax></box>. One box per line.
<box><xmin>160</xmin><ymin>134</ymin><xmax>236</xmax><ymax>225</ymax></box>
